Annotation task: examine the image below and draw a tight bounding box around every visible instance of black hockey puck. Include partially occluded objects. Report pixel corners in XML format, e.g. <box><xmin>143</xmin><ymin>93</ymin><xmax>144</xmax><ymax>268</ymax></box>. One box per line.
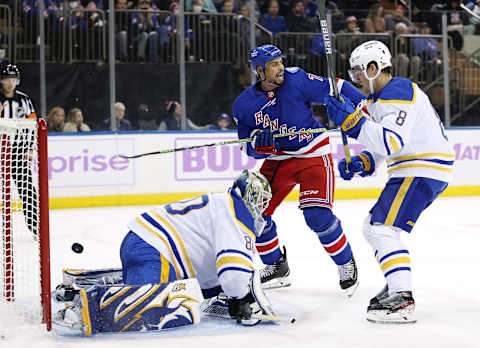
<box><xmin>71</xmin><ymin>242</ymin><xmax>84</xmax><ymax>254</ymax></box>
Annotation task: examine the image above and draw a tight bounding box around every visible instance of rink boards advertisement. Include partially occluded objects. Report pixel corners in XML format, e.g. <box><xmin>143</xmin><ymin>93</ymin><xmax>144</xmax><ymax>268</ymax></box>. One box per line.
<box><xmin>47</xmin><ymin>129</ymin><xmax>480</xmax><ymax>208</ymax></box>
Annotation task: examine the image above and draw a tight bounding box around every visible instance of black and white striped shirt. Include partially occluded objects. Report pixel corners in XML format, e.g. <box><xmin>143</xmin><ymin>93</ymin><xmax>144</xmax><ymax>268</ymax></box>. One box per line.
<box><xmin>0</xmin><ymin>90</ymin><xmax>37</xmax><ymax>119</ymax></box>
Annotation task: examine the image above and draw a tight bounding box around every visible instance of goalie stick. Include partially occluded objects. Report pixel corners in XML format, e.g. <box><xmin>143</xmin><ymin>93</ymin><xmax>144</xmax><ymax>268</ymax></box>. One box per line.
<box><xmin>119</xmin><ymin>127</ymin><xmax>326</xmax><ymax>159</ymax></box>
<box><xmin>316</xmin><ymin>0</ymin><xmax>352</xmax><ymax>169</ymax></box>
<box><xmin>200</xmin><ymin>301</ymin><xmax>296</xmax><ymax>324</ymax></box>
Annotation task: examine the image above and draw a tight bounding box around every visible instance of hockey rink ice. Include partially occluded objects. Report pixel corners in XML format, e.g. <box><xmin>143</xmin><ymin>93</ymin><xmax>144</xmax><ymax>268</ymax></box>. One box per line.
<box><xmin>4</xmin><ymin>196</ymin><xmax>480</xmax><ymax>348</ymax></box>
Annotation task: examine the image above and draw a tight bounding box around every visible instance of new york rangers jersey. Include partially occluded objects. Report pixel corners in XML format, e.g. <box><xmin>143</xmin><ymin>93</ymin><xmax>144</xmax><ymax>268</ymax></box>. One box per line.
<box><xmin>358</xmin><ymin>78</ymin><xmax>454</xmax><ymax>182</ymax></box>
<box><xmin>127</xmin><ymin>191</ymin><xmax>256</xmax><ymax>299</ymax></box>
<box><xmin>233</xmin><ymin>67</ymin><xmax>364</xmax><ymax>160</ymax></box>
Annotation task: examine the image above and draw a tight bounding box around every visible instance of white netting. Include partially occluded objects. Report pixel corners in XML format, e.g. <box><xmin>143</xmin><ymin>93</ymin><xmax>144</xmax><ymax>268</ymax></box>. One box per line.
<box><xmin>0</xmin><ymin>118</ymin><xmax>43</xmax><ymax>330</ymax></box>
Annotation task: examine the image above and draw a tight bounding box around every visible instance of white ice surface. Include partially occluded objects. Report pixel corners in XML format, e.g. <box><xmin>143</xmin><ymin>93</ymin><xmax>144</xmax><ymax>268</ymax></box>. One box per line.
<box><xmin>2</xmin><ymin>196</ymin><xmax>480</xmax><ymax>348</ymax></box>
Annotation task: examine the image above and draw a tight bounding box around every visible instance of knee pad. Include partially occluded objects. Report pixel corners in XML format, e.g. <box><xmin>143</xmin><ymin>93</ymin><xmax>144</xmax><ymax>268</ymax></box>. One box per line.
<box><xmin>362</xmin><ymin>215</ymin><xmax>402</xmax><ymax>250</ymax></box>
<box><xmin>303</xmin><ymin>207</ymin><xmax>336</xmax><ymax>233</ymax></box>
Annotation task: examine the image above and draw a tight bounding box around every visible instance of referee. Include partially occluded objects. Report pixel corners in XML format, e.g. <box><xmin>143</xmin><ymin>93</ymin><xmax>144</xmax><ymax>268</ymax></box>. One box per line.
<box><xmin>0</xmin><ymin>63</ymin><xmax>38</xmax><ymax>236</ymax></box>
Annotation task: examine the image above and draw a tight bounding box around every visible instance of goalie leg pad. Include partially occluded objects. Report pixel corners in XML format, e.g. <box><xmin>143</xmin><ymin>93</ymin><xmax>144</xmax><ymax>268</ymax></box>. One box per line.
<box><xmin>58</xmin><ymin>279</ymin><xmax>203</xmax><ymax>335</ymax></box>
<box><xmin>303</xmin><ymin>207</ymin><xmax>353</xmax><ymax>265</ymax></box>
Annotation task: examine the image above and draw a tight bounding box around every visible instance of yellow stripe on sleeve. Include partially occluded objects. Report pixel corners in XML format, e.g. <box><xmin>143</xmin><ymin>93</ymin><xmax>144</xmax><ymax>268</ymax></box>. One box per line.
<box><xmin>385</xmin><ymin>177</ymin><xmax>414</xmax><ymax>226</ymax></box>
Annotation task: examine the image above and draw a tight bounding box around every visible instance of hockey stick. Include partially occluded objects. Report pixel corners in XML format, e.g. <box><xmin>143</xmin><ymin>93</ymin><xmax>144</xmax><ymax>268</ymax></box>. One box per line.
<box><xmin>119</xmin><ymin>127</ymin><xmax>326</xmax><ymax>159</ymax></box>
<box><xmin>201</xmin><ymin>301</ymin><xmax>296</xmax><ymax>324</ymax></box>
<box><xmin>316</xmin><ymin>0</ymin><xmax>352</xmax><ymax>168</ymax></box>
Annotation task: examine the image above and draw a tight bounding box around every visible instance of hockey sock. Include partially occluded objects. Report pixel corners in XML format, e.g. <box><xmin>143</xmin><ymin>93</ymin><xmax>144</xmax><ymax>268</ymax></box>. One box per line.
<box><xmin>303</xmin><ymin>208</ymin><xmax>353</xmax><ymax>265</ymax></box>
<box><xmin>255</xmin><ymin>216</ymin><xmax>282</xmax><ymax>265</ymax></box>
<box><xmin>363</xmin><ymin>218</ymin><xmax>412</xmax><ymax>293</ymax></box>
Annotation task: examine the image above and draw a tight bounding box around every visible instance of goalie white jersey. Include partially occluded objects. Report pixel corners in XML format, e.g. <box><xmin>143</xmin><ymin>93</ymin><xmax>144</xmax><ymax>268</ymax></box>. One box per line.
<box><xmin>358</xmin><ymin>78</ymin><xmax>454</xmax><ymax>182</ymax></box>
<box><xmin>127</xmin><ymin>191</ymin><xmax>256</xmax><ymax>299</ymax></box>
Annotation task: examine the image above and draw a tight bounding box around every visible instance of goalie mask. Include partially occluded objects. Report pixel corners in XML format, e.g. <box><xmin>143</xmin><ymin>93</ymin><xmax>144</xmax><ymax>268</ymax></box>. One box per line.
<box><xmin>233</xmin><ymin>170</ymin><xmax>272</xmax><ymax>237</ymax></box>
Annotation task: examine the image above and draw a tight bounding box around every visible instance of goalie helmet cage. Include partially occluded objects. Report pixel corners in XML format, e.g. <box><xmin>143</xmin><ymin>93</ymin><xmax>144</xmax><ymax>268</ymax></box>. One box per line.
<box><xmin>0</xmin><ymin>118</ymin><xmax>51</xmax><ymax>331</ymax></box>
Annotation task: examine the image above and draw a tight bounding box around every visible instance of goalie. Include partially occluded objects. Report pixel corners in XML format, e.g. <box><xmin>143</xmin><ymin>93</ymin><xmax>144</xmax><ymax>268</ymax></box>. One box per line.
<box><xmin>54</xmin><ymin>170</ymin><xmax>278</xmax><ymax>335</ymax></box>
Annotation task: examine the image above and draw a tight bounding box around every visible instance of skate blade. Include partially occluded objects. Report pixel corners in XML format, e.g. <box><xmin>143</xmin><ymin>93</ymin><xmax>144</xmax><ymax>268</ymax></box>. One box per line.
<box><xmin>261</xmin><ymin>277</ymin><xmax>291</xmax><ymax>290</ymax></box>
<box><xmin>366</xmin><ymin>307</ymin><xmax>416</xmax><ymax>324</ymax></box>
<box><xmin>343</xmin><ymin>280</ymin><xmax>359</xmax><ymax>298</ymax></box>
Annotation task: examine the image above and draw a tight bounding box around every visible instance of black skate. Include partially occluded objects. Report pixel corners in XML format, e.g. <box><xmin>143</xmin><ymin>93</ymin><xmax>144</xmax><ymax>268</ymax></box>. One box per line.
<box><xmin>338</xmin><ymin>257</ymin><xmax>359</xmax><ymax>297</ymax></box>
<box><xmin>260</xmin><ymin>246</ymin><xmax>291</xmax><ymax>290</ymax></box>
<box><xmin>368</xmin><ymin>284</ymin><xmax>389</xmax><ymax>308</ymax></box>
<box><xmin>367</xmin><ymin>291</ymin><xmax>416</xmax><ymax>324</ymax></box>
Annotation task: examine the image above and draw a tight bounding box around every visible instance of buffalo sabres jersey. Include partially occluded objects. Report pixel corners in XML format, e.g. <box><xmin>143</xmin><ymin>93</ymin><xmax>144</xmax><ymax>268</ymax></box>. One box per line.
<box><xmin>233</xmin><ymin>67</ymin><xmax>364</xmax><ymax>160</ymax></box>
<box><xmin>127</xmin><ymin>191</ymin><xmax>256</xmax><ymax>299</ymax></box>
<box><xmin>359</xmin><ymin>78</ymin><xmax>454</xmax><ymax>182</ymax></box>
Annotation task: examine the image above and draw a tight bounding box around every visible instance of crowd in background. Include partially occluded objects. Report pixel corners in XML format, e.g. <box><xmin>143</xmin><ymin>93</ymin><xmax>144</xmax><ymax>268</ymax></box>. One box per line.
<box><xmin>45</xmin><ymin>100</ymin><xmax>235</xmax><ymax>132</ymax></box>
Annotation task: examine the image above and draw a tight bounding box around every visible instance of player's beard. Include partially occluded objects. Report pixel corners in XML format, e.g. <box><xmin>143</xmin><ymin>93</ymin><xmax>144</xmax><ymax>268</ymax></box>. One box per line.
<box><xmin>270</xmin><ymin>72</ymin><xmax>284</xmax><ymax>86</ymax></box>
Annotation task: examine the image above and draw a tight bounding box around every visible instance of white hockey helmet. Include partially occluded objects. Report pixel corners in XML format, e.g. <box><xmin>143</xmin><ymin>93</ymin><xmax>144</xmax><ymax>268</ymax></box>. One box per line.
<box><xmin>233</xmin><ymin>170</ymin><xmax>272</xmax><ymax>236</ymax></box>
<box><xmin>348</xmin><ymin>40</ymin><xmax>392</xmax><ymax>84</ymax></box>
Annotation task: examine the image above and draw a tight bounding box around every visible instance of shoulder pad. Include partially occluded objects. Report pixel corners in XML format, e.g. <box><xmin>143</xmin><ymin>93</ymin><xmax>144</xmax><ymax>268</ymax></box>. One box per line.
<box><xmin>377</xmin><ymin>78</ymin><xmax>416</xmax><ymax>104</ymax></box>
<box><xmin>285</xmin><ymin>67</ymin><xmax>300</xmax><ymax>73</ymax></box>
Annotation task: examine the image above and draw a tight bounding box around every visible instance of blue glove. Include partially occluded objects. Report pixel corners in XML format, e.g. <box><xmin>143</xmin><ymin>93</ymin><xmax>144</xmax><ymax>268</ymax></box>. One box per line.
<box><xmin>338</xmin><ymin>151</ymin><xmax>375</xmax><ymax>180</ymax></box>
<box><xmin>253</xmin><ymin>128</ymin><xmax>278</xmax><ymax>155</ymax></box>
<box><xmin>324</xmin><ymin>94</ymin><xmax>366</xmax><ymax>139</ymax></box>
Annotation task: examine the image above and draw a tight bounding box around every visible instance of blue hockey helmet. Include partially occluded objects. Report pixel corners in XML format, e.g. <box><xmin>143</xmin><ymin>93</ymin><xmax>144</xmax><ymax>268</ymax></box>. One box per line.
<box><xmin>249</xmin><ymin>45</ymin><xmax>282</xmax><ymax>75</ymax></box>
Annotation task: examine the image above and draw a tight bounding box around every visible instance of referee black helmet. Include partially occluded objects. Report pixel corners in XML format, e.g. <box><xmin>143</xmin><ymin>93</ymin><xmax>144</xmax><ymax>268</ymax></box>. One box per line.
<box><xmin>1</xmin><ymin>64</ymin><xmax>20</xmax><ymax>83</ymax></box>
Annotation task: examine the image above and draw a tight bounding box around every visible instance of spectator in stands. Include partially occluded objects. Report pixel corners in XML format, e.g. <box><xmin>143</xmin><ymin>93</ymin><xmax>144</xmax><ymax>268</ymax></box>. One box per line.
<box><xmin>363</xmin><ymin>3</ymin><xmax>386</xmax><ymax>33</ymax></box>
<box><xmin>446</xmin><ymin>0</ymin><xmax>469</xmax><ymax>26</ymax></box>
<box><xmin>209</xmin><ymin>113</ymin><xmax>232</xmax><ymax>130</ymax></box>
<box><xmin>159</xmin><ymin>100</ymin><xmax>209</xmax><ymax>130</ymax></box>
<box><xmin>303</xmin><ymin>0</ymin><xmax>317</xmax><ymax>18</ymax></box>
<box><xmin>413</xmin><ymin>22</ymin><xmax>441</xmax><ymax>80</ymax></box>
<box><xmin>115</xmin><ymin>0</ymin><xmax>130</xmax><ymax>62</ymax></box>
<box><xmin>163</xmin><ymin>2</ymin><xmax>193</xmax><ymax>58</ymax></box>
<box><xmin>220</xmin><ymin>0</ymin><xmax>235</xmax><ymax>13</ymax></box>
<box><xmin>336</xmin><ymin>16</ymin><xmax>362</xmax><ymax>70</ymax></box>
<box><xmin>46</xmin><ymin>106</ymin><xmax>65</xmax><ymax>133</ymax></box>
<box><xmin>393</xmin><ymin>22</ymin><xmax>420</xmax><ymax>80</ymax></box>
<box><xmin>385</xmin><ymin>5</ymin><xmax>416</xmax><ymax>33</ymax></box>
<box><xmin>63</xmin><ymin>108</ymin><xmax>91</xmax><ymax>132</ymax></box>
<box><xmin>137</xmin><ymin>103</ymin><xmax>159</xmax><ymax>130</ymax></box>
<box><xmin>103</xmin><ymin>102</ymin><xmax>133</xmax><ymax>131</ymax></box>
<box><xmin>260</xmin><ymin>0</ymin><xmax>289</xmax><ymax>35</ymax></box>
<box><xmin>186</xmin><ymin>0</ymin><xmax>217</xmax><ymax>12</ymax></box>
<box><xmin>285</xmin><ymin>0</ymin><xmax>316</xmax><ymax>32</ymax></box>
<box><xmin>131</xmin><ymin>0</ymin><xmax>163</xmax><ymax>62</ymax></box>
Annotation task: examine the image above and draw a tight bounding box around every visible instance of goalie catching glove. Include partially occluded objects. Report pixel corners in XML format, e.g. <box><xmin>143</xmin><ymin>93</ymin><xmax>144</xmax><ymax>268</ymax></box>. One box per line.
<box><xmin>338</xmin><ymin>151</ymin><xmax>375</xmax><ymax>180</ymax></box>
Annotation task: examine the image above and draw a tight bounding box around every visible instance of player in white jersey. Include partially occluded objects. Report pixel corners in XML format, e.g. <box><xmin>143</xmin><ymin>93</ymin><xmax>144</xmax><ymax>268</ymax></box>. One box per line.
<box><xmin>323</xmin><ymin>41</ymin><xmax>454</xmax><ymax>324</ymax></box>
<box><xmin>53</xmin><ymin>170</ymin><xmax>278</xmax><ymax>335</ymax></box>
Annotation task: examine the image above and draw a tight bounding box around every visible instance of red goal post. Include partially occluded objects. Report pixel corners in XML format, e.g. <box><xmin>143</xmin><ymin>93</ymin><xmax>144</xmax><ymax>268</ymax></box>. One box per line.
<box><xmin>0</xmin><ymin>118</ymin><xmax>51</xmax><ymax>331</ymax></box>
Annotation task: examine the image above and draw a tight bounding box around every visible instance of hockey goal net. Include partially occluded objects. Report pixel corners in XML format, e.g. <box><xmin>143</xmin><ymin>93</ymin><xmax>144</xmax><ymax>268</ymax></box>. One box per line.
<box><xmin>0</xmin><ymin>118</ymin><xmax>50</xmax><ymax>331</ymax></box>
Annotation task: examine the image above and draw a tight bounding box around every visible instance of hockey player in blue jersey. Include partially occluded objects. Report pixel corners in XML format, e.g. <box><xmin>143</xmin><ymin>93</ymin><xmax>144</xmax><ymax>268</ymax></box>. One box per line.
<box><xmin>52</xmin><ymin>170</ymin><xmax>279</xmax><ymax>335</ymax></box>
<box><xmin>233</xmin><ymin>44</ymin><xmax>364</xmax><ymax>296</ymax></box>
<box><xmin>323</xmin><ymin>41</ymin><xmax>455</xmax><ymax>323</ymax></box>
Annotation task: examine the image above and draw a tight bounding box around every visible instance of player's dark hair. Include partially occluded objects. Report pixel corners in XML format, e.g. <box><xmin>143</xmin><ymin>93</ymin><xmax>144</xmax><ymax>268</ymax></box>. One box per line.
<box><xmin>367</xmin><ymin>61</ymin><xmax>392</xmax><ymax>75</ymax></box>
